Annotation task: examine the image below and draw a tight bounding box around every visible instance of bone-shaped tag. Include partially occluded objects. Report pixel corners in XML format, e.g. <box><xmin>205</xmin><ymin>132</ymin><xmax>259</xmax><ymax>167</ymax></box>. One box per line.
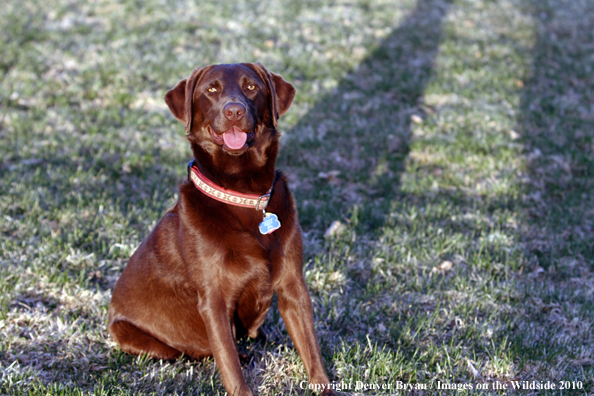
<box><xmin>259</xmin><ymin>212</ymin><xmax>281</xmax><ymax>235</ymax></box>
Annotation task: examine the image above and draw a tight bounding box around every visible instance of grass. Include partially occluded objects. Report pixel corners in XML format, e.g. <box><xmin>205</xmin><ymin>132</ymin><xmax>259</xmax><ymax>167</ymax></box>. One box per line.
<box><xmin>1</xmin><ymin>0</ymin><xmax>593</xmax><ymax>394</ymax></box>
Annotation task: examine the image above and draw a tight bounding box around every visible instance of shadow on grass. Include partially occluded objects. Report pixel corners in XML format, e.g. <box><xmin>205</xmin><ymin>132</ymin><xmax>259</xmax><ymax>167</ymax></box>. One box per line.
<box><xmin>519</xmin><ymin>0</ymin><xmax>594</xmax><ymax>271</ymax></box>
<box><xmin>267</xmin><ymin>0</ymin><xmax>455</xmax><ymax>375</ymax></box>
<box><xmin>280</xmin><ymin>0</ymin><xmax>452</xmax><ymax>236</ymax></box>
<box><xmin>510</xmin><ymin>0</ymin><xmax>594</xmax><ymax>379</ymax></box>
<box><xmin>0</xmin><ymin>104</ymin><xmax>190</xmax><ymax>389</ymax></box>
<box><xmin>0</xmin><ymin>106</ymin><xmax>187</xmax><ymax>301</ymax></box>
<box><xmin>277</xmin><ymin>0</ymin><xmax>592</xmax><ymax>386</ymax></box>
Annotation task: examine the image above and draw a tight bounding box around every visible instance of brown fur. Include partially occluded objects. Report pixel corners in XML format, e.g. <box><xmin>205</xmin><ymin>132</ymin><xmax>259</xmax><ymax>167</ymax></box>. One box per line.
<box><xmin>108</xmin><ymin>63</ymin><xmax>337</xmax><ymax>396</ymax></box>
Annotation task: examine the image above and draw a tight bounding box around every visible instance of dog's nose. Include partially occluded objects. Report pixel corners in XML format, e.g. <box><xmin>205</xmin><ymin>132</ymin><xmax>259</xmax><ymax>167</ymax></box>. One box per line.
<box><xmin>223</xmin><ymin>103</ymin><xmax>246</xmax><ymax>121</ymax></box>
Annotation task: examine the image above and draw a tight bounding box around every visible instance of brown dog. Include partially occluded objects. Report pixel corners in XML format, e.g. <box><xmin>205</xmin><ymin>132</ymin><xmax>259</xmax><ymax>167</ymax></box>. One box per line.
<box><xmin>108</xmin><ymin>63</ymin><xmax>338</xmax><ymax>396</ymax></box>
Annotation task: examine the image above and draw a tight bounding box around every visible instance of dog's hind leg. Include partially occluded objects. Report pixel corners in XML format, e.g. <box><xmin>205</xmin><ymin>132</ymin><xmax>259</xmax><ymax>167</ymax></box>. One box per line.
<box><xmin>109</xmin><ymin>320</ymin><xmax>182</xmax><ymax>361</ymax></box>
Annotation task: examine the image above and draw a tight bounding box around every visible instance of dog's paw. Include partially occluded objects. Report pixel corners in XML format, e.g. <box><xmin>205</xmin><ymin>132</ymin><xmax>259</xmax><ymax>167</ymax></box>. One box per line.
<box><xmin>238</xmin><ymin>352</ymin><xmax>253</xmax><ymax>364</ymax></box>
<box><xmin>321</xmin><ymin>389</ymin><xmax>341</xmax><ymax>396</ymax></box>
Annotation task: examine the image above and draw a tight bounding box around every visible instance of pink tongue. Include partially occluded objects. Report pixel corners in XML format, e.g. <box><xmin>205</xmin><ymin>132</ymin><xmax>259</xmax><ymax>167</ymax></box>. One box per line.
<box><xmin>223</xmin><ymin>126</ymin><xmax>248</xmax><ymax>150</ymax></box>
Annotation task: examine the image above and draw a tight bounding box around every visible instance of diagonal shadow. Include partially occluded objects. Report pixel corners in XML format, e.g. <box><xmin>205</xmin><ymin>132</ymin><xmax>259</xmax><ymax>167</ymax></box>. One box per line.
<box><xmin>514</xmin><ymin>0</ymin><xmax>594</xmax><ymax>373</ymax></box>
<box><xmin>263</xmin><ymin>0</ymin><xmax>452</xmax><ymax>351</ymax></box>
<box><xmin>278</xmin><ymin>0</ymin><xmax>452</xmax><ymax>237</ymax></box>
<box><xmin>520</xmin><ymin>0</ymin><xmax>594</xmax><ymax>271</ymax></box>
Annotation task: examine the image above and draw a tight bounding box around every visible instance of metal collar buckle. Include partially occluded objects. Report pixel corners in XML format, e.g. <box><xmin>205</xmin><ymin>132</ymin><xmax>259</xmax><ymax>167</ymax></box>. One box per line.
<box><xmin>256</xmin><ymin>193</ymin><xmax>270</xmax><ymax>212</ymax></box>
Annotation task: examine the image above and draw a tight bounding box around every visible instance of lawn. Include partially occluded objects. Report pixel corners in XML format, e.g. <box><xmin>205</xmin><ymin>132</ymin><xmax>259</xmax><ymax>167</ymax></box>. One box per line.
<box><xmin>1</xmin><ymin>0</ymin><xmax>593</xmax><ymax>394</ymax></box>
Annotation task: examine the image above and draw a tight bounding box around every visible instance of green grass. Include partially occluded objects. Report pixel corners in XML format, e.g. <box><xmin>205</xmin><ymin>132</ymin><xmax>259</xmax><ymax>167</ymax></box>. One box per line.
<box><xmin>1</xmin><ymin>0</ymin><xmax>593</xmax><ymax>394</ymax></box>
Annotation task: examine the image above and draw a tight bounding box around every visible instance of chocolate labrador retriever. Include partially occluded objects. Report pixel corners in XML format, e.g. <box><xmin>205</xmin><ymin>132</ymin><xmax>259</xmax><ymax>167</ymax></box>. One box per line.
<box><xmin>108</xmin><ymin>63</ymin><xmax>337</xmax><ymax>396</ymax></box>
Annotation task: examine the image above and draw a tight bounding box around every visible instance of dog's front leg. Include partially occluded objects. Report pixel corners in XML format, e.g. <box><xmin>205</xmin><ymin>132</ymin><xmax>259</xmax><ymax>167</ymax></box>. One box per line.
<box><xmin>198</xmin><ymin>292</ymin><xmax>252</xmax><ymax>396</ymax></box>
<box><xmin>276</xmin><ymin>274</ymin><xmax>338</xmax><ymax>396</ymax></box>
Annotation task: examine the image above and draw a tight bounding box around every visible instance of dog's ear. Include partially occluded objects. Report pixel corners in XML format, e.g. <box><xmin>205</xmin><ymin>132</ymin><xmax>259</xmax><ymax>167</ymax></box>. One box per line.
<box><xmin>245</xmin><ymin>63</ymin><xmax>295</xmax><ymax>127</ymax></box>
<box><xmin>164</xmin><ymin>66</ymin><xmax>211</xmax><ymax>133</ymax></box>
<box><xmin>270</xmin><ymin>71</ymin><xmax>296</xmax><ymax>120</ymax></box>
<box><xmin>164</xmin><ymin>79</ymin><xmax>187</xmax><ymax>124</ymax></box>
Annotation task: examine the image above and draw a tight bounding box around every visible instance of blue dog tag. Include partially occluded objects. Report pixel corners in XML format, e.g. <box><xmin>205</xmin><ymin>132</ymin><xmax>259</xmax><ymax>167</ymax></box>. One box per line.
<box><xmin>259</xmin><ymin>212</ymin><xmax>281</xmax><ymax>235</ymax></box>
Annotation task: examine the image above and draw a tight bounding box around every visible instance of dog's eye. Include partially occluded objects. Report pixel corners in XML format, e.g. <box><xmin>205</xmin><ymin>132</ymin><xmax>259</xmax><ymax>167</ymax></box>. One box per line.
<box><xmin>207</xmin><ymin>87</ymin><xmax>217</xmax><ymax>93</ymax></box>
<box><xmin>246</xmin><ymin>84</ymin><xmax>256</xmax><ymax>91</ymax></box>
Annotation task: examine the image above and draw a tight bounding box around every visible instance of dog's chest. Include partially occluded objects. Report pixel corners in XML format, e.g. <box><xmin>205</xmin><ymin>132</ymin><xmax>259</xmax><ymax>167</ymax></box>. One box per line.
<box><xmin>231</xmin><ymin>249</ymin><xmax>275</xmax><ymax>330</ymax></box>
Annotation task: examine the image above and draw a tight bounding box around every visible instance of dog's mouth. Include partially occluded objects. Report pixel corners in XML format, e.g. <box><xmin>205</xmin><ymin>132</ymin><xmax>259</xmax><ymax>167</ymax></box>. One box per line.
<box><xmin>209</xmin><ymin>125</ymin><xmax>254</xmax><ymax>154</ymax></box>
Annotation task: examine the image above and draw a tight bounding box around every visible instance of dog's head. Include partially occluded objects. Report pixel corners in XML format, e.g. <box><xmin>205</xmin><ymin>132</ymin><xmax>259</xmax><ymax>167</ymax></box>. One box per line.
<box><xmin>165</xmin><ymin>63</ymin><xmax>295</xmax><ymax>160</ymax></box>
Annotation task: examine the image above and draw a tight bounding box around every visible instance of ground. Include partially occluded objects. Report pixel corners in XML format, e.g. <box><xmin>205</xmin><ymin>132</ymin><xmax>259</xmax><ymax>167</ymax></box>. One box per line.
<box><xmin>1</xmin><ymin>0</ymin><xmax>593</xmax><ymax>394</ymax></box>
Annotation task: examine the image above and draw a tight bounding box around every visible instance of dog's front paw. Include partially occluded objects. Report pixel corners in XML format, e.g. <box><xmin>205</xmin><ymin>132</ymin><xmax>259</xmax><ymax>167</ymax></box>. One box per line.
<box><xmin>238</xmin><ymin>352</ymin><xmax>253</xmax><ymax>364</ymax></box>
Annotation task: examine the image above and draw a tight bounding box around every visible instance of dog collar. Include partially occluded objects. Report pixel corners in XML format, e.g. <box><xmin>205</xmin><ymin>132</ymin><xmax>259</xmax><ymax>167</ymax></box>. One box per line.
<box><xmin>187</xmin><ymin>160</ymin><xmax>281</xmax><ymax>234</ymax></box>
<box><xmin>187</xmin><ymin>160</ymin><xmax>271</xmax><ymax>211</ymax></box>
